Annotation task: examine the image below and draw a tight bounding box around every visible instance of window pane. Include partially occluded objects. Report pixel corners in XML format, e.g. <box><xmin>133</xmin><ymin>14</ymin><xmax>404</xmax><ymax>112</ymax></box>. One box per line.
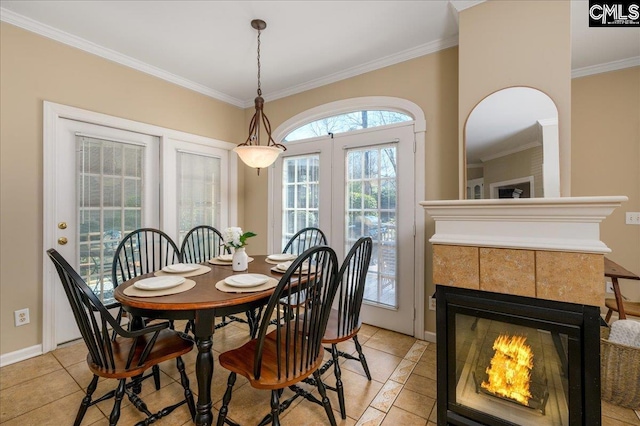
<box><xmin>176</xmin><ymin>152</ymin><xmax>221</xmax><ymax>243</ymax></box>
<box><xmin>345</xmin><ymin>144</ymin><xmax>398</xmax><ymax>308</ymax></box>
<box><xmin>77</xmin><ymin>136</ymin><xmax>145</xmax><ymax>304</ymax></box>
<box><xmin>282</xmin><ymin>154</ymin><xmax>320</xmax><ymax>248</ymax></box>
<box><xmin>284</xmin><ymin>110</ymin><xmax>411</xmax><ymax>142</ymax></box>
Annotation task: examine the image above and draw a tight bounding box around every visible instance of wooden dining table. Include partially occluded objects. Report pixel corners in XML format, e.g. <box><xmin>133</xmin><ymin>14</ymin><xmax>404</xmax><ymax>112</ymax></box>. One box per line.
<box><xmin>114</xmin><ymin>255</ymin><xmax>285</xmax><ymax>426</ymax></box>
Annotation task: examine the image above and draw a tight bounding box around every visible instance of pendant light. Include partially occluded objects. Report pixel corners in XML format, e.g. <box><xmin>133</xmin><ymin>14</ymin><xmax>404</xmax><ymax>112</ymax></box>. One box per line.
<box><xmin>234</xmin><ymin>19</ymin><xmax>286</xmax><ymax>174</ymax></box>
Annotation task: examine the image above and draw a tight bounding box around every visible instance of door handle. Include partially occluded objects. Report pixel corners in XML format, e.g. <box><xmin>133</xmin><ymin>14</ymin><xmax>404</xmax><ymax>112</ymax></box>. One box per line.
<box><xmin>58</xmin><ymin>222</ymin><xmax>67</xmax><ymax>230</ymax></box>
<box><xmin>58</xmin><ymin>237</ymin><xmax>68</xmax><ymax>245</ymax></box>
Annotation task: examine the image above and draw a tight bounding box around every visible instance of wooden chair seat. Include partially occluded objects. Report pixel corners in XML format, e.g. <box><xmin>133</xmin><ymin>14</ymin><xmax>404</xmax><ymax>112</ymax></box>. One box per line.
<box><xmin>219</xmin><ymin>329</ymin><xmax>324</xmax><ymax>389</ymax></box>
<box><xmin>88</xmin><ymin>329</ymin><xmax>193</xmax><ymax>379</ymax></box>
<box><xmin>605</xmin><ymin>299</ymin><xmax>640</xmax><ymax>318</ymax></box>
<box><xmin>322</xmin><ymin>308</ymin><xmax>361</xmax><ymax>343</ymax></box>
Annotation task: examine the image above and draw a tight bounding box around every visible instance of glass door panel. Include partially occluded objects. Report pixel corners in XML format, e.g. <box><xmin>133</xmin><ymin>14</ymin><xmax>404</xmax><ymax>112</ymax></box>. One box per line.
<box><xmin>176</xmin><ymin>152</ymin><xmax>221</xmax><ymax>242</ymax></box>
<box><xmin>345</xmin><ymin>145</ymin><xmax>397</xmax><ymax>307</ymax></box>
<box><xmin>77</xmin><ymin>136</ymin><xmax>145</xmax><ymax>305</ymax></box>
<box><xmin>281</xmin><ymin>154</ymin><xmax>320</xmax><ymax>250</ymax></box>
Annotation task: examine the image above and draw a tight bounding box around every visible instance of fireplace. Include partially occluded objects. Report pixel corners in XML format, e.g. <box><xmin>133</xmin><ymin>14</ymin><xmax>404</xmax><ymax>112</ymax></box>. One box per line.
<box><xmin>421</xmin><ymin>196</ymin><xmax>628</xmax><ymax>426</ymax></box>
<box><xmin>436</xmin><ymin>285</ymin><xmax>601</xmax><ymax>426</ymax></box>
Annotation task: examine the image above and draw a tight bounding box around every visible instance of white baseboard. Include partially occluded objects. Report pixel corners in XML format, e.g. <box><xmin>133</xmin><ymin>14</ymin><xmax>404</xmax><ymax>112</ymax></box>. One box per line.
<box><xmin>0</xmin><ymin>344</ymin><xmax>43</xmax><ymax>367</ymax></box>
<box><xmin>423</xmin><ymin>331</ymin><xmax>437</xmax><ymax>343</ymax></box>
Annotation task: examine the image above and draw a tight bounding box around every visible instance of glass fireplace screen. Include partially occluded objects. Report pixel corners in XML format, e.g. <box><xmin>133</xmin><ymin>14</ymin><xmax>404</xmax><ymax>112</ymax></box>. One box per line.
<box><xmin>455</xmin><ymin>313</ymin><xmax>569</xmax><ymax>426</ymax></box>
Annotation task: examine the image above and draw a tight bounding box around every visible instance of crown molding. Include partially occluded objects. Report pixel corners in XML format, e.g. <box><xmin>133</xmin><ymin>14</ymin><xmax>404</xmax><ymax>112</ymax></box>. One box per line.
<box><xmin>0</xmin><ymin>7</ymin><xmax>245</xmax><ymax>108</ymax></box>
<box><xmin>572</xmin><ymin>56</ymin><xmax>640</xmax><ymax>79</ymax></box>
<box><xmin>258</xmin><ymin>35</ymin><xmax>460</xmax><ymax>106</ymax></box>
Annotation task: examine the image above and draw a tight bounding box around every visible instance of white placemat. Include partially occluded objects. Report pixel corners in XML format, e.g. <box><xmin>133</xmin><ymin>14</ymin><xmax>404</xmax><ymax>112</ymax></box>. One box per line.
<box><xmin>123</xmin><ymin>279</ymin><xmax>196</xmax><ymax>297</ymax></box>
<box><xmin>215</xmin><ymin>277</ymin><xmax>278</xmax><ymax>293</ymax></box>
<box><xmin>154</xmin><ymin>265</ymin><xmax>211</xmax><ymax>278</ymax></box>
<box><xmin>208</xmin><ymin>257</ymin><xmax>255</xmax><ymax>266</ymax></box>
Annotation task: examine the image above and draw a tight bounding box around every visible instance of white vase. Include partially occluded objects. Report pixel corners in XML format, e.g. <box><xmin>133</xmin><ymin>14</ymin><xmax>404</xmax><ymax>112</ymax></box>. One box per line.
<box><xmin>232</xmin><ymin>247</ymin><xmax>248</xmax><ymax>271</ymax></box>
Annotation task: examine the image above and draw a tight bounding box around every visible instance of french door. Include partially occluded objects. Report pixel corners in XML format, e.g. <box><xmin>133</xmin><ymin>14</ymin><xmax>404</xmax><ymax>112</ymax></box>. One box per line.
<box><xmin>45</xmin><ymin>107</ymin><xmax>234</xmax><ymax>348</ymax></box>
<box><xmin>53</xmin><ymin>119</ymin><xmax>159</xmax><ymax>344</ymax></box>
<box><xmin>271</xmin><ymin>124</ymin><xmax>416</xmax><ymax>335</ymax></box>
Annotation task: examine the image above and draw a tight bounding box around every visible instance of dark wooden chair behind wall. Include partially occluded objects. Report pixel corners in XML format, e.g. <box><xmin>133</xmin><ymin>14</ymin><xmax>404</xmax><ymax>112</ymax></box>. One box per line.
<box><xmin>216</xmin><ymin>245</ymin><xmax>340</xmax><ymax>426</ymax></box>
<box><xmin>180</xmin><ymin>225</ymin><xmax>249</xmax><ymax>333</ymax></box>
<box><xmin>47</xmin><ymin>248</ymin><xmax>195</xmax><ymax>426</ymax></box>
<box><xmin>282</xmin><ymin>227</ymin><xmax>328</xmax><ymax>255</ymax></box>
<box><xmin>315</xmin><ymin>236</ymin><xmax>373</xmax><ymax>419</ymax></box>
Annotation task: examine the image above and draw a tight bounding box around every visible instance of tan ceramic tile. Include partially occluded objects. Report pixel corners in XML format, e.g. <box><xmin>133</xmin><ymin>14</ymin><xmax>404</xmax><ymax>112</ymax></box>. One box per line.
<box><xmin>355</xmin><ymin>406</ymin><xmax>386</xmax><ymax>426</ymax></box>
<box><xmin>480</xmin><ymin>248</ymin><xmax>535</xmax><ymax>297</ymax></box>
<box><xmin>280</xmin><ymin>393</ymin><xmax>354</xmax><ymax>426</ymax></box>
<box><xmin>370</xmin><ymin>380</ymin><xmax>403</xmax><ymax>413</ymax></box>
<box><xmin>403</xmin><ymin>373</ymin><xmax>437</xmax><ymax>400</ymax></box>
<box><xmin>94</xmin><ymin>370</ymin><xmax>175</xmax><ymax>414</ymax></box>
<box><xmin>65</xmin><ymin>360</ymin><xmax>106</xmax><ymax>390</ymax></box>
<box><xmin>0</xmin><ymin>352</ymin><xmax>62</xmax><ymax>390</ymax></box>
<box><xmin>102</xmin><ymin>381</ymin><xmax>194</xmax><ymax>426</ymax></box>
<box><xmin>380</xmin><ymin>406</ymin><xmax>427</xmax><ymax>426</ymax></box>
<box><xmin>324</xmin><ymin>369</ymin><xmax>384</xmax><ymax>420</ymax></box>
<box><xmin>412</xmin><ymin>358</ymin><xmax>437</xmax><ymax>381</ymax></box>
<box><xmin>51</xmin><ymin>339</ymin><xmax>89</xmax><ymax>367</ymax></box>
<box><xmin>389</xmin><ymin>359</ymin><xmax>417</xmax><ymax>384</ymax></box>
<box><xmin>357</xmin><ymin>324</ymin><xmax>380</xmax><ymax>342</ymax></box>
<box><xmin>212</xmin><ymin>323</ymin><xmax>252</xmax><ymax>353</ymax></box>
<box><xmin>0</xmin><ymin>390</ymin><xmax>105</xmax><ymax>426</ymax></box>
<box><xmin>393</xmin><ymin>388</ymin><xmax>435</xmax><ymax>420</ymax></box>
<box><xmin>429</xmin><ymin>399</ymin><xmax>438</xmax><ymax>423</ymax></box>
<box><xmin>404</xmin><ymin>340</ymin><xmax>429</xmax><ymax>362</ymax></box>
<box><xmin>364</xmin><ymin>329</ymin><xmax>416</xmax><ymax>358</ymax></box>
<box><xmin>433</xmin><ymin>245</ymin><xmax>479</xmax><ymax>289</ymax></box>
<box><xmin>601</xmin><ymin>415</ymin><xmax>640</xmax><ymax>425</ymax></box>
<box><xmin>0</xmin><ymin>369</ymin><xmax>81</xmax><ymax>422</ymax></box>
<box><xmin>213</xmin><ymin>381</ymin><xmax>302</xmax><ymax>425</ymax></box>
<box><xmin>536</xmin><ymin>251</ymin><xmax>604</xmax><ymax>305</ymax></box>
<box><xmin>341</xmin><ymin>346</ymin><xmax>403</xmax><ymax>383</ymax></box>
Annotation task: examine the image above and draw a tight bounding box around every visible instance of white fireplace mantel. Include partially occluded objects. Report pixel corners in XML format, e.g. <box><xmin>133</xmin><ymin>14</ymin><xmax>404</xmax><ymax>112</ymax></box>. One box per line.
<box><xmin>420</xmin><ymin>196</ymin><xmax>628</xmax><ymax>253</ymax></box>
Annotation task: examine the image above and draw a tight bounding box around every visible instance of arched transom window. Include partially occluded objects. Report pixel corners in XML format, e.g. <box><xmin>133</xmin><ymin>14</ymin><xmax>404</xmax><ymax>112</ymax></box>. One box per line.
<box><xmin>284</xmin><ymin>110</ymin><xmax>412</xmax><ymax>142</ymax></box>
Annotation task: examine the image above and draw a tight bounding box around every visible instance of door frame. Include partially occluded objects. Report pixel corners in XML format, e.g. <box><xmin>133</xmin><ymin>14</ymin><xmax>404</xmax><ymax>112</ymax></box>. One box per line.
<box><xmin>267</xmin><ymin>96</ymin><xmax>426</xmax><ymax>339</ymax></box>
<box><xmin>42</xmin><ymin>101</ymin><xmax>238</xmax><ymax>352</ymax></box>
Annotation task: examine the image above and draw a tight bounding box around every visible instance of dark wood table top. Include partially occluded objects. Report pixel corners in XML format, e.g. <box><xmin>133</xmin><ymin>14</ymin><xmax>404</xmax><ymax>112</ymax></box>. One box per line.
<box><xmin>604</xmin><ymin>256</ymin><xmax>640</xmax><ymax>281</ymax></box>
<box><xmin>114</xmin><ymin>255</ymin><xmax>284</xmax><ymax>312</ymax></box>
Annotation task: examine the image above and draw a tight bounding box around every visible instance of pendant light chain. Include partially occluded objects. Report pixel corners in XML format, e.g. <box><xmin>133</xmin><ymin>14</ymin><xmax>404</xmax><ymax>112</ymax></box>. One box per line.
<box><xmin>256</xmin><ymin>27</ymin><xmax>262</xmax><ymax>97</ymax></box>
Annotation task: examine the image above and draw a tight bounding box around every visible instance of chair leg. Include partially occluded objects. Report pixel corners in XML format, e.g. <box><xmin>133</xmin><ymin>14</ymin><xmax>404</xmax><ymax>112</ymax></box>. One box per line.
<box><xmin>270</xmin><ymin>389</ymin><xmax>281</xmax><ymax>426</ymax></box>
<box><xmin>109</xmin><ymin>379</ymin><xmax>126</xmax><ymax>426</ymax></box>
<box><xmin>177</xmin><ymin>356</ymin><xmax>196</xmax><ymax>420</ymax></box>
<box><xmin>353</xmin><ymin>335</ymin><xmax>372</xmax><ymax>380</ymax></box>
<box><xmin>216</xmin><ymin>372</ymin><xmax>236</xmax><ymax>426</ymax></box>
<box><xmin>605</xmin><ymin>308</ymin><xmax>613</xmax><ymax>323</ymax></box>
<box><xmin>74</xmin><ymin>374</ymin><xmax>99</xmax><ymax>426</ymax></box>
<box><xmin>313</xmin><ymin>370</ymin><xmax>337</xmax><ymax>426</ymax></box>
<box><xmin>152</xmin><ymin>365</ymin><xmax>161</xmax><ymax>390</ymax></box>
<box><xmin>331</xmin><ymin>344</ymin><xmax>346</xmax><ymax>419</ymax></box>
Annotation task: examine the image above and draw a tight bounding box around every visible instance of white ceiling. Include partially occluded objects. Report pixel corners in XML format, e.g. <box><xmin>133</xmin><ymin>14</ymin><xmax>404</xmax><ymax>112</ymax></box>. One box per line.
<box><xmin>1</xmin><ymin>1</ymin><xmax>639</xmax><ymax>108</ymax></box>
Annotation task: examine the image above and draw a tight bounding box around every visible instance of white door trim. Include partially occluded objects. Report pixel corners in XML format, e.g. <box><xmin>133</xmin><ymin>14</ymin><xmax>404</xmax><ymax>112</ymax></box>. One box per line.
<box><xmin>268</xmin><ymin>97</ymin><xmax>426</xmax><ymax>339</ymax></box>
<box><xmin>42</xmin><ymin>101</ymin><xmax>238</xmax><ymax>352</ymax></box>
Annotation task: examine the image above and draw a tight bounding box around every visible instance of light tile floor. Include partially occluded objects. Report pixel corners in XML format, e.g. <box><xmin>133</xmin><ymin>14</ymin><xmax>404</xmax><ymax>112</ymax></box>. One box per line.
<box><xmin>1</xmin><ymin>320</ymin><xmax>639</xmax><ymax>425</ymax></box>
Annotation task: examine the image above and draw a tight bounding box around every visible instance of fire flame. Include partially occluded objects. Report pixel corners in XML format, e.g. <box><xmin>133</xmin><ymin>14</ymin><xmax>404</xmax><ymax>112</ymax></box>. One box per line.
<box><xmin>481</xmin><ymin>334</ymin><xmax>534</xmax><ymax>406</ymax></box>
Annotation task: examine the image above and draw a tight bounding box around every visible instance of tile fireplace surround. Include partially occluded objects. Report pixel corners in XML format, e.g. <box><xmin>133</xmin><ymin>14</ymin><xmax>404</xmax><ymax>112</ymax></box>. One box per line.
<box><xmin>421</xmin><ymin>196</ymin><xmax>628</xmax><ymax>306</ymax></box>
<box><xmin>421</xmin><ymin>196</ymin><xmax>628</xmax><ymax>426</ymax></box>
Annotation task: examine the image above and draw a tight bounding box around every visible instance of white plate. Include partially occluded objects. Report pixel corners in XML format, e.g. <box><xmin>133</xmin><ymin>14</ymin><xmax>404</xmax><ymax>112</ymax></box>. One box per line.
<box><xmin>224</xmin><ymin>273</ymin><xmax>270</xmax><ymax>288</ymax></box>
<box><xmin>276</xmin><ymin>261</ymin><xmax>309</xmax><ymax>272</ymax></box>
<box><xmin>162</xmin><ymin>263</ymin><xmax>200</xmax><ymax>273</ymax></box>
<box><xmin>134</xmin><ymin>276</ymin><xmax>186</xmax><ymax>291</ymax></box>
<box><xmin>217</xmin><ymin>254</ymin><xmax>233</xmax><ymax>262</ymax></box>
<box><xmin>267</xmin><ymin>253</ymin><xmax>297</xmax><ymax>262</ymax></box>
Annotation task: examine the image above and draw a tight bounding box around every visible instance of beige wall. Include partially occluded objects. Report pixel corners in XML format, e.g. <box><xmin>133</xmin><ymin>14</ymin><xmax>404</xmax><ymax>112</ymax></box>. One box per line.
<box><xmin>0</xmin><ymin>23</ymin><xmax>245</xmax><ymax>355</ymax></box>
<box><xmin>459</xmin><ymin>0</ymin><xmax>572</xmax><ymax>197</ymax></box>
<box><xmin>242</xmin><ymin>49</ymin><xmax>461</xmax><ymax>335</ymax></box>
<box><xmin>572</xmin><ymin>67</ymin><xmax>640</xmax><ymax>303</ymax></box>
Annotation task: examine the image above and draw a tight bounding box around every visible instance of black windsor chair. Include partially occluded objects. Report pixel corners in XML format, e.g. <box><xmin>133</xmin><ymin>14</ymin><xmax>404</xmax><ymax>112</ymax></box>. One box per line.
<box><xmin>47</xmin><ymin>248</ymin><xmax>195</xmax><ymax>426</ymax></box>
<box><xmin>216</xmin><ymin>245</ymin><xmax>340</xmax><ymax>426</ymax></box>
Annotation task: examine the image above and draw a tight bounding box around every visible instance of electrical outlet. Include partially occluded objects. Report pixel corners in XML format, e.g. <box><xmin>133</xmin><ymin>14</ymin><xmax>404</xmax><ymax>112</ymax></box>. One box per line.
<box><xmin>626</xmin><ymin>212</ymin><xmax>640</xmax><ymax>225</ymax></box>
<box><xmin>14</xmin><ymin>308</ymin><xmax>29</xmax><ymax>326</ymax></box>
<box><xmin>605</xmin><ymin>281</ymin><xmax>614</xmax><ymax>294</ymax></box>
<box><xmin>429</xmin><ymin>296</ymin><xmax>437</xmax><ymax>311</ymax></box>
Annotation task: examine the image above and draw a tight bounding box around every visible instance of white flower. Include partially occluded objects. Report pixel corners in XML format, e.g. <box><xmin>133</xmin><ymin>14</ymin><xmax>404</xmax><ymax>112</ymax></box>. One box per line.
<box><xmin>223</xmin><ymin>227</ymin><xmax>256</xmax><ymax>249</ymax></box>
